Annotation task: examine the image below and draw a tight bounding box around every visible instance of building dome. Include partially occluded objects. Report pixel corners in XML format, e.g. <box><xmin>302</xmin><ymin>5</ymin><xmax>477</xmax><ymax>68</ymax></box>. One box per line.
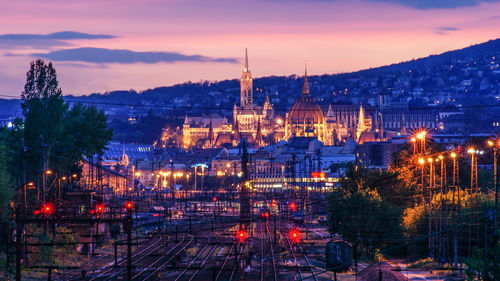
<box><xmin>287</xmin><ymin>68</ymin><xmax>324</xmax><ymax>125</ymax></box>
<box><xmin>288</xmin><ymin>96</ymin><xmax>324</xmax><ymax>124</ymax></box>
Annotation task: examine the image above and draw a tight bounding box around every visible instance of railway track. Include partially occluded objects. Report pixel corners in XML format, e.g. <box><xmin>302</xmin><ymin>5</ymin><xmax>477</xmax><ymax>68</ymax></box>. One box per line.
<box><xmin>87</xmin><ymin>235</ymin><xmax>167</xmax><ymax>280</ymax></box>
<box><xmin>173</xmin><ymin>235</ymin><xmax>218</xmax><ymax>281</ymax></box>
<box><xmin>131</xmin><ymin>234</ymin><xmax>194</xmax><ymax>280</ymax></box>
<box><xmin>265</xmin><ymin>222</ymin><xmax>278</xmax><ymax>281</ymax></box>
<box><xmin>214</xmin><ymin>240</ymin><xmax>235</xmax><ymax>281</ymax></box>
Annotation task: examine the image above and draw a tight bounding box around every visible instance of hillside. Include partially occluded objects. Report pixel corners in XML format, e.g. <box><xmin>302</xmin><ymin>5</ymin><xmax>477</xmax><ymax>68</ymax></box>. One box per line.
<box><xmin>1</xmin><ymin>38</ymin><xmax>499</xmax><ymax>121</ymax></box>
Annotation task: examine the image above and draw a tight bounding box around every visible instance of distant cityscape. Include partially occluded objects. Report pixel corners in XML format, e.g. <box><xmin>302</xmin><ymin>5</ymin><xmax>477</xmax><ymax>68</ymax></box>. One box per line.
<box><xmin>1</xmin><ymin>38</ymin><xmax>500</xmax><ymax>281</ymax></box>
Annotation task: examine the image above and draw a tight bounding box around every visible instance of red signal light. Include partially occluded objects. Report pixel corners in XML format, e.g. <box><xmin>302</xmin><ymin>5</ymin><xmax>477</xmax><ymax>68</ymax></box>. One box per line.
<box><xmin>237</xmin><ymin>229</ymin><xmax>247</xmax><ymax>243</ymax></box>
<box><xmin>261</xmin><ymin>212</ymin><xmax>269</xmax><ymax>219</ymax></box>
<box><xmin>289</xmin><ymin>202</ymin><xmax>296</xmax><ymax>211</ymax></box>
<box><xmin>42</xmin><ymin>203</ymin><xmax>53</xmax><ymax>216</ymax></box>
<box><xmin>213</xmin><ymin>196</ymin><xmax>217</xmax><ymax>202</ymax></box>
<box><xmin>33</xmin><ymin>210</ymin><xmax>40</xmax><ymax>215</ymax></box>
<box><xmin>126</xmin><ymin>202</ymin><xmax>133</xmax><ymax>210</ymax></box>
<box><xmin>271</xmin><ymin>199</ymin><xmax>276</xmax><ymax>207</ymax></box>
<box><xmin>290</xmin><ymin>229</ymin><xmax>301</xmax><ymax>244</ymax></box>
<box><xmin>96</xmin><ymin>204</ymin><xmax>104</xmax><ymax>214</ymax></box>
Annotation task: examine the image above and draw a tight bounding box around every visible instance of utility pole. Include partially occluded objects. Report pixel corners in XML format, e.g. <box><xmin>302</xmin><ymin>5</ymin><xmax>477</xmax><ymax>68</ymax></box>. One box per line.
<box><xmin>15</xmin><ymin>208</ymin><xmax>23</xmax><ymax>281</ymax></box>
<box><xmin>126</xmin><ymin>208</ymin><xmax>132</xmax><ymax>281</ymax></box>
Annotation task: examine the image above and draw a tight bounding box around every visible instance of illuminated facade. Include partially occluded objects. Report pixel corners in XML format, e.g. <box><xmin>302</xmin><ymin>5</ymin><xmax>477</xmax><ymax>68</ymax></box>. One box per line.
<box><xmin>182</xmin><ymin>49</ymin><xmax>279</xmax><ymax>148</ymax></box>
<box><xmin>284</xmin><ymin>68</ymin><xmax>328</xmax><ymax>143</ymax></box>
<box><xmin>181</xmin><ymin>51</ymin><xmax>373</xmax><ymax>149</ymax></box>
<box><xmin>233</xmin><ymin>49</ymin><xmax>276</xmax><ymax>146</ymax></box>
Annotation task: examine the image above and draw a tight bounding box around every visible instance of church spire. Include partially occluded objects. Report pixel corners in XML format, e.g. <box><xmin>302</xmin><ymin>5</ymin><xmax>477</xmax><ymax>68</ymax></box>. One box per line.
<box><xmin>240</xmin><ymin>48</ymin><xmax>253</xmax><ymax>107</ymax></box>
<box><xmin>244</xmin><ymin>48</ymin><xmax>249</xmax><ymax>72</ymax></box>
<box><xmin>356</xmin><ymin>103</ymin><xmax>366</xmax><ymax>141</ymax></box>
<box><xmin>256</xmin><ymin>119</ymin><xmax>262</xmax><ymax>146</ymax></box>
<box><xmin>302</xmin><ymin>63</ymin><xmax>309</xmax><ymax>96</ymax></box>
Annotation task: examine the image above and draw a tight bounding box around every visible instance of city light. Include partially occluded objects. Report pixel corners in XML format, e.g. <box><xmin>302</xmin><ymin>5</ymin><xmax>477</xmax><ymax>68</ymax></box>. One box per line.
<box><xmin>96</xmin><ymin>204</ymin><xmax>104</xmax><ymax>214</ymax></box>
<box><xmin>418</xmin><ymin>158</ymin><xmax>425</xmax><ymax>165</ymax></box>
<box><xmin>451</xmin><ymin>152</ymin><xmax>457</xmax><ymax>158</ymax></box>
<box><xmin>46</xmin><ymin>170</ymin><xmax>52</xmax><ymax>175</ymax></box>
<box><xmin>411</xmin><ymin>137</ymin><xmax>416</xmax><ymax>142</ymax></box>
<box><xmin>290</xmin><ymin>229</ymin><xmax>301</xmax><ymax>244</ymax></box>
<box><xmin>289</xmin><ymin>202</ymin><xmax>296</xmax><ymax>211</ymax></box>
<box><xmin>126</xmin><ymin>202</ymin><xmax>133</xmax><ymax>210</ymax></box>
<box><xmin>261</xmin><ymin>211</ymin><xmax>269</xmax><ymax>219</ymax></box>
<box><xmin>237</xmin><ymin>229</ymin><xmax>247</xmax><ymax>243</ymax></box>
<box><xmin>42</xmin><ymin>203</ymin><xmax>53</xmax><ymax>216</ymax></box>
<box><xmin>427</xmin><ymin>157</ymin><xmax>433</xmax><ymax>163</ymax></box>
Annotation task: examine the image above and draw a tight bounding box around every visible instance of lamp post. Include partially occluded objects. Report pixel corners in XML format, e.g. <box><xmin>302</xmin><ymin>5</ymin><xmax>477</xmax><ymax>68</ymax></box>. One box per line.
<box><xmin>487</xmin><ymin>139</ymin><xmax>499</xmax><ymax>280</ymax></box>
<box><xmin>418</xmin><ymin>158</ymin><xmax>425</xmax><ymax>197</ymax></box>
<box><xmin>194</xmin><ymin>166</ymin><xmax>198</xmax><ymax>192</ymax></box>
<box><xmin>58</xmin><ymin>176</ymin><xmax>67</xmax><ymax>199</ymax></box>
<box><xmin>42</xmin><ymin>169</ymin><xmax>52</xmax><ymax>202</ymax></box>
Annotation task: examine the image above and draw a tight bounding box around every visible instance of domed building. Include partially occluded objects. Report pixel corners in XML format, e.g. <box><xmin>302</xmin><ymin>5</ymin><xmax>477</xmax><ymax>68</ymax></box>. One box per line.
<box><xmin>284</xmin><ymin>68</ymin><xmax>326</xmax><ymax>143</ymax></box>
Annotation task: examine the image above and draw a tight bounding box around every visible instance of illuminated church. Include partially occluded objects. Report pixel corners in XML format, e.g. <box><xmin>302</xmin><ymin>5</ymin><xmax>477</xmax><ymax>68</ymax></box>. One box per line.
<box><xmin>180</xmin><ymin>50</ymin><xmax>373</xmax><ymax>149</ymax></box>
<box><xmin>232</xmin><ymin>49</ymin><xmax>276</xmax><ymax>146</ymax></box>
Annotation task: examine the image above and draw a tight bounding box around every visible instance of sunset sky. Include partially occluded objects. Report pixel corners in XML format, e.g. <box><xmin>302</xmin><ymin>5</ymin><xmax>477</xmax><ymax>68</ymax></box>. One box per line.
<box><xmin>0</xmin><ymin>0</ymin><xmax>499</xmax><ymax>96</ymax></box>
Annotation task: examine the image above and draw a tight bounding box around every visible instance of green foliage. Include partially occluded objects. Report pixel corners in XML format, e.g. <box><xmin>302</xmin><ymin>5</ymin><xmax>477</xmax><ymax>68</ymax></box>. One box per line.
<box><xmin>22</xmin><ymin>59</ymin><xmax>67</xmax><ymax>186</ymax></box>
<box><xmin>19</xmin><ymin>59</ymin><xmax>113</xmax><ymax>198</ymax></box>
<box><xmin>327</xmin><ymin>165</ymin><xmax>404</xmax><ymax>255</ymax></box>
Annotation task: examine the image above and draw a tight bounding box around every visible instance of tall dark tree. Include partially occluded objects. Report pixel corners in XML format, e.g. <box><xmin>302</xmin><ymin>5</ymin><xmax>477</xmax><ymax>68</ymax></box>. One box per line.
<box><xmin>21</xmin><ymin>59</ymin><xmax>66</xmax><ymax>189</ymax></box>
<box><xmin>20</xmin><ymin>59</ymin><xmax>112</xmax><ymax>201</ymax></box>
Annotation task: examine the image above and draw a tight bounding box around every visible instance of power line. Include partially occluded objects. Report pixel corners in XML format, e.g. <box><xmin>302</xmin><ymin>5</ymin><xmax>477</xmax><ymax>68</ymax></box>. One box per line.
<box><xmin>3</xmin><ymin>93</ymin><xmax>500</xmax><ymax>112</ymax></box>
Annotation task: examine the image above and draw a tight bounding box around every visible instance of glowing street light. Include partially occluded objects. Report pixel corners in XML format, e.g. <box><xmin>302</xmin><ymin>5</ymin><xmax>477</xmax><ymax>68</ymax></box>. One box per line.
<box><xmin>418</xmin><ymin>158</ymin><xmax>425</xmax><ymax>165</ymax></box>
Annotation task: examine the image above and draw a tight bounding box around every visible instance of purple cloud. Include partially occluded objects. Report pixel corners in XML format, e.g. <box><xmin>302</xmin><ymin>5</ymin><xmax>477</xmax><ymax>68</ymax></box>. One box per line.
<box><xmin>28</xmin><ymin>47</ymin><xmax>239</xmax><ymax>64</ymax></box>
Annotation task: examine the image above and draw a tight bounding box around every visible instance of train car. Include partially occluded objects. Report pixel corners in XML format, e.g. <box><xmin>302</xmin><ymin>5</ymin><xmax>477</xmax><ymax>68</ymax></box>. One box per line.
<box><xmin>326</xmin><ymin>239</ymin><xmax>352</xmax><ymax>270</ymax></box>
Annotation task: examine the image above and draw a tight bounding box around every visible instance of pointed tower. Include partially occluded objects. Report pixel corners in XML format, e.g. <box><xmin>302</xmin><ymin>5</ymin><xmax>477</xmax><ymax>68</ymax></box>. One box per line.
<box><xmin>256</xmin><ymin>119</ymin><xmax>263</xmax><ymax>146</ymax></box>
<box><xmin>356</xmin><ymin>104</ymin><xmax>366</xmax><ymax>141</ymax></box>
<box><xmin>302</xmin><ymin>64</ymin><xmax>310</xmax><ymax>97</ymax></box>
<box><xmin>121</xmin><ymin>143</ymin><xmax>129</xmax><ymax>167</ymax></box>
<box><xmin>240</xmin><ymin>48</ymin><xmax>253</xmax><ymax>107</ymax></box>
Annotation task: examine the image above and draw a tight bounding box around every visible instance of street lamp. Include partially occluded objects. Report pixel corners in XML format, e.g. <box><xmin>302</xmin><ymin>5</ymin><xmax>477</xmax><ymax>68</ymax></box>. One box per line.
<box><xmin>427</xmin><ymin>157</ymin><xmax>434</xmax><ymax>189</ymax></box>
<box><xmin>487</xmin><ymin>139</ymin><xmax>499</xmax><ymax>279</ymax></box>
<box><xmin>42</xmin><ymin>169</ymin><xmax>53</xmax><ymax>202</ymax></box>
<box><xmin>58</xmin><ymin>176</ymin><xmax>67</xmax><ymax>199</ymax></box>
